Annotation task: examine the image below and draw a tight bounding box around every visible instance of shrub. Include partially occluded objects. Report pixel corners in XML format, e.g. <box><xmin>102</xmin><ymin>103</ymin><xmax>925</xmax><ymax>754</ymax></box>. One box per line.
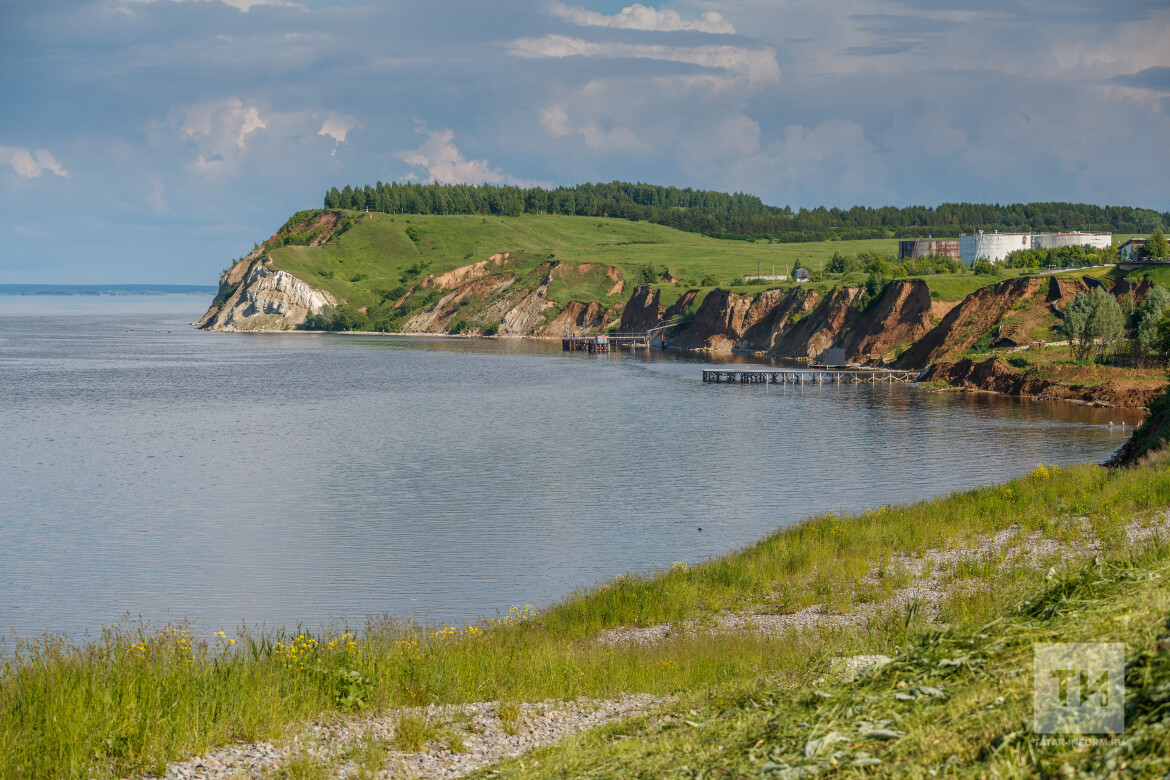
<box><xmin>973</xmin><ymin>259</ymin><xmax>999</xmax><ymax>276</ymax></box>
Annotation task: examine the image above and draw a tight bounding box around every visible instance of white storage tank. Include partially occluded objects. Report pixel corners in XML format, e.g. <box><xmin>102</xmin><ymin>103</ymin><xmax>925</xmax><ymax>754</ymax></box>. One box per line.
<box><xmin>959</xmin><ymin>232</ymin><xmax>1033</xmax><ymax>265</ymax></box>
<box><xmin>1032</xmin><ymin>232</ymin><xmax>1112</xmax><ymax>251</ymax></box>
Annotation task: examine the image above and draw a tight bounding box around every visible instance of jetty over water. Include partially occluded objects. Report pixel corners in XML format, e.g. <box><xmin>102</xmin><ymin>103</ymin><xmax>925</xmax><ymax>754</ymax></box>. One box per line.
<box><xmin>702</xmin><ymin>367</ymin><xmax>922</xmax><ymax>384</ymax></box>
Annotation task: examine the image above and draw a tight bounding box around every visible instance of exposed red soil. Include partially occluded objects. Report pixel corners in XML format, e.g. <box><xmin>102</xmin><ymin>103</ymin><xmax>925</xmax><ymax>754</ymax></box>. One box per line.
<box><xmin>843</xmin><ymin>280</ymin><xmax>937</xmax><ymax>364</ymax></box>
<box><xmin>925</xmin><ymin>358</ymin><xmax>1165</xmax><ymax>408</ymax></box>
<box><xmin>896</xmin><ymin>276</ymin><xmax>1046</xmax><ymax>369</ymax></box>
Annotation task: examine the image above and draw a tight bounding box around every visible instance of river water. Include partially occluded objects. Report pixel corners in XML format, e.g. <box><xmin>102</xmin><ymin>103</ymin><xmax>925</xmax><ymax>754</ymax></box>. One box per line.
<box><xmin>0</xmin><ymin>295</ymin><xmax>1143</xmax><ymax>641</ymax></box>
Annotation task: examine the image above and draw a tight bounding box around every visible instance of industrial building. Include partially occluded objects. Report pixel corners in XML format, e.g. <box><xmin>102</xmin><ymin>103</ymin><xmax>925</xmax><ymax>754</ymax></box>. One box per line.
<box><xmin>898</xmin><ymin>238</ymin><xmax>961</xmax><ymax>262</ymax></box>
<box><xmin>958</xmin><ymin>231</ymin><xmax>1112</xmax><ymax>265</ymax></box>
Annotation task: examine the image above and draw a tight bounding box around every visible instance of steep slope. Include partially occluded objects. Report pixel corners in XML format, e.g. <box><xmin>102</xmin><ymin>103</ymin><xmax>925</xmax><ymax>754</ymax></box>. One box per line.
<box><xmin>771</xmin><ymin>285</ymin><xmax>864</xmax><ymax>359</ymax></box>
<box><xmin>896</xmin><ymin>276</ymin><xmax>1045</xmax><ymax>369</ymax></box>
<box><xmin>734</xmin><ymin>287</ymin><xmax>819</xmax><ymax>353</ymax></box>
<box><xmin>198</xmin><ymin>257</ymin><xmax>336</xmax><ymax>331</ymax></box>
<box><xmin>668</xmin><ymin>289</ymin><xmax>753</xmax><ymax>351</ymax></box>
<box><xmin>618</xmin><ymin>286</ymin><xmax>663</xmax><ymax>332</ymax></box>
<box><xmin>842</xmin><ymin>279</ymin><xmax>943</xmax><ymax>363</ymax></box>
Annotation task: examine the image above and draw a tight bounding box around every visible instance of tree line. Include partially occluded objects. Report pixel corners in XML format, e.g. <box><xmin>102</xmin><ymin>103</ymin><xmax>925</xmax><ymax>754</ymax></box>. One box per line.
<box><xmin>323</xmin><ymin>181</ymin><xmax>1169</xmax><ymax>242</ymax></box>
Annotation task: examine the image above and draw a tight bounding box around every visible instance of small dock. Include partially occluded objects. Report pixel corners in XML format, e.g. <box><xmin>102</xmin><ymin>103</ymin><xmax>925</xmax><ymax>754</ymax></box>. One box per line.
<box><xmin>702</xmin><ymin>368</ymin><xmax>922</xmax><ymax>384</ymax></box>
<box><xmin>562</xmin><ymin>334</ymin><xmax>649</xmax><ymax>353</ymax></box>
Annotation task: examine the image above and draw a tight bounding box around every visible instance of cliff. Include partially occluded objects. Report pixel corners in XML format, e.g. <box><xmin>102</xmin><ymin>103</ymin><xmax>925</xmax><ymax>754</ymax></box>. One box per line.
<box><xmin>896</xmin><ymin>276</ymin><xmax>1046</xmax><ymax>369</ymax></box>
<box><xmin>669</xmin><ymin>289</ymin><xmax>753</xmax><ymax>351</ymax></box>
<box><xmin>842</xmin><ymin>280</ymin><xmax>942</xmax><ymax>364</ymax></box>
<box><xmin>734</xmin><ymin>288</ymin><xmax>819</xmax><ymax>352</ymax></box>
<box><xmin>771</xmin><ymin>285</ymin><xmax>864</xmax><ymax>359</ymax></box>
<box><xmin>198</xmin><ymin>257</ymin><xmax>336</xmax><ymax>331</ymax></box>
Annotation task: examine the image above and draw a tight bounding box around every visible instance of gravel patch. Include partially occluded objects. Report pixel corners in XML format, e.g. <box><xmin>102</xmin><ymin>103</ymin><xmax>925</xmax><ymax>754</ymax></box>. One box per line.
<box><xmin>143</xmin><ymin>694</ymin><xmax>666</xmax><ymax>779</ymax></box>
<box><xmin>598</xmin><ymin>511</ymin><xmax>1170</xmax><ymax>646</ymax></box>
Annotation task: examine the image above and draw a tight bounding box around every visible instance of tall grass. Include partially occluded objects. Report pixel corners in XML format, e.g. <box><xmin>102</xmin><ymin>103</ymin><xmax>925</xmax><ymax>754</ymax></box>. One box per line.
<box><xmin>5</xmin><ymin>463</ymin><xmax>1169</xmax><ymax>778</ymax></box>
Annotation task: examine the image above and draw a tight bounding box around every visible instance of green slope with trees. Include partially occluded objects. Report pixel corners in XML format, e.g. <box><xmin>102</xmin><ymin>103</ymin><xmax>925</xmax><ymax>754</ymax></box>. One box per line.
<box><xmin>323</xmin><ymin>181</ymin><xmax>1170</xmax><ymax>242</ymax></box>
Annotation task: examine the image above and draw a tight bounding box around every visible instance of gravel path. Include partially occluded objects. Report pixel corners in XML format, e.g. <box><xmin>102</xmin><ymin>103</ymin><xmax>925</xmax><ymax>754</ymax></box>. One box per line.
<box><xmin>597</xmin><ymin>511</ymin><xmax>1170</xmax><ymax>646</ymax></box>
<box><xmin>144</xmin><ymin>694</ymin><xmax>666</xmax><ymax>779</ymax></box>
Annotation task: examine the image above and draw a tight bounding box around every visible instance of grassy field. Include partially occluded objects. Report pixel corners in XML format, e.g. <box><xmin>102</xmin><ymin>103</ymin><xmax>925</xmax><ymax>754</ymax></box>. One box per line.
<box><xmin>267</xmin><ymin>213</ymin><xmax>910</xmax><ymax>311</ymax></box>
<box><xmin>6</xmin><ymin>461</ymin><xmax>1170</xmax><ymax>778</ymax></box>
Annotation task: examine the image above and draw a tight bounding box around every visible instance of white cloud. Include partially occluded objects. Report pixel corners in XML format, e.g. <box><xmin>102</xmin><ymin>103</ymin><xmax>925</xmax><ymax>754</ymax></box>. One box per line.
<box><xmin>549</xmin><ymin>2</ymin><xmax>735</xmax><ymax>34</ymax></box>
<box><xmin>116</xmin><ymin>0</ymin><xmax>300</xmax><ymax>12</ymax></box>
<box><xmin>318</xmin><ymin>115</ymin><xmax>356</xmax><ymax>145</ymax></box>
<box><xmin>170</xmin><ymin>97</ymin><xmax>268</xmax><ymax>178</ymax></box>
<box><xmin>400</xmin><ymin>126</ymin><xmax>510</xmax><ymax>185</ymax></box>
<box><xmin>509</xmin><ymin>35</ymin><xmax>780</xmax><ymax>84</ymax></box>
<box><xmin>0</xmin><ymin>146</ymin><xmax>69</xmax><ymax>179</ymax></box>
<box><xmin>540</xmin><ymin>105</ymin><xmax>572</xmax><ymax>138</ymax></box>
<box><xmin>179</xmin><ymin>97</ymin><xmax>266</xmax><ymax>150</ymax></box>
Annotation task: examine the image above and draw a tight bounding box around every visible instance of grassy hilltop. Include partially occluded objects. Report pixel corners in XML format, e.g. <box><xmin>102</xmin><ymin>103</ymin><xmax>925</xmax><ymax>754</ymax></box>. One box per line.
<box><xmin>265</xmin><ymin>211</ymin><xmax>908</xmax><ymax>313</ymax></box>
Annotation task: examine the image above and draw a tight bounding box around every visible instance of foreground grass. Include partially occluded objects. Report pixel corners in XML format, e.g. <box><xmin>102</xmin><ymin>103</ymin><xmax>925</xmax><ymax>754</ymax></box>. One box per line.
<box><xmin>479</xmin><ymin>542</ymin><xmax>1170</xmax><ymax>779</ymax></box>
<box><xmin>5</xmin><ymin>463</ymin><xmax>1170</xmax><ymax>778</ymax></box>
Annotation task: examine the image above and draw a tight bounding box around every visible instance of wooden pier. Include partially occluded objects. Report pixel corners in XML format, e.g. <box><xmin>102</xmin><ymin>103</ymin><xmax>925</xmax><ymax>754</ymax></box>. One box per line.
<box><xmin>702</xmin><ymin>368</ymin><xmax>922</xmax><ymax>384</ymax></box>
<box><xmin>562</xmin><ymin>334</ymin><xmax>649</xmax><ymax>353</ymax></box>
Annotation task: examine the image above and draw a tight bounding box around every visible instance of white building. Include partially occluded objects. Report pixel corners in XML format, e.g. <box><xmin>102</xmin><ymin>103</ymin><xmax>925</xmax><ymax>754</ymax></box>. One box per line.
<box><xmin>959</xmin><ymin>230</ymin><xmax>1113</xmax><ymax>265</ymax></box>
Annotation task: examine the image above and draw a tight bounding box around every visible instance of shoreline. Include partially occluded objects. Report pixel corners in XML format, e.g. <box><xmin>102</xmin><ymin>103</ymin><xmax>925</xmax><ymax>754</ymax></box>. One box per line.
<box><xmin>8</xmin><ymin>461</ymin><xmax>1170</xmax><ymax>778</ymax></box>
<box><xmin>191</xmin><ymin>325</ymin><xmax>1157</xmax><ymax>409</ymax></box>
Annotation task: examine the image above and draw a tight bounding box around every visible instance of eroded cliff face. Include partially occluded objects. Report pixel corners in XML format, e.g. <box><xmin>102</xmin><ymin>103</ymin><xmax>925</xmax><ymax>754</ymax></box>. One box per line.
<box><xmin>771</xmin><ymin>286</ymin><xmax>864</xmax><ymax>359</ymax></box>
<box><xmin>669</xmin><ymin>289</ymin><xmax>754</xmax><ymax>351</ymax></box>
<box><xmin>896</xmin><ymin>276</ymin><xmax>1045</xmax><ymax>369</ymax></box>
<box><xmin>198</xmin><ymin>258</ymin><xmax>336</xmax><ymax>331</ymax></box>
<box><xmin>923</xmin><ymin>358</ymin><xmax>1163</xmax><ymax>408</ymax></box>
<box><xmin>842</xmin><ymin>280</ymin><xmax>941</xmax><ymax>363</ymax></box>
<box><xmin>402</xmin><ymin>275</ymin><xmax>518</xmax><ymax>333</ymax></box>
<box><xmin>618</xmin><ymin>286</ymin><xmax>664</xmax><ymax>332</ymax></box>
<box><xmin>734</xmin><ymin>288</ymin><xmax>819</xmax><ymax>353</ymax></box>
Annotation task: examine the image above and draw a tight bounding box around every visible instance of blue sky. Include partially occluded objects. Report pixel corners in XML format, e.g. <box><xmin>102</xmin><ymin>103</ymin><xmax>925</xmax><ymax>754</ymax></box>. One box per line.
<box><xmin>1</xmin><ymin>0</ymin><xmax>1168</xmax><ymax>284</ymax></box>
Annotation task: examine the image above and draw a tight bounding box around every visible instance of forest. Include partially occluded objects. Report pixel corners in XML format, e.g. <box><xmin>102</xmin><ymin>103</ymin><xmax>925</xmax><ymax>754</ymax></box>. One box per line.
<box><xmin>323</xmin><ymin>181</ymin><xmax>1170</xmax><ymax>242</ymax></box>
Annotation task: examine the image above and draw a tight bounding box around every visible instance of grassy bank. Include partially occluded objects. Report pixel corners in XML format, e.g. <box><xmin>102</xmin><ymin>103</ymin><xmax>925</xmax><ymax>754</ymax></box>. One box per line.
<box><xmin>6</xmin><ymin>463</ymin><xmax>1170</xmax><ymax>778</ymax></box>
<box><xmin>480</xmin><ymin>541</ymin><xmax>1170</xmax><ymax>779</ymax></box>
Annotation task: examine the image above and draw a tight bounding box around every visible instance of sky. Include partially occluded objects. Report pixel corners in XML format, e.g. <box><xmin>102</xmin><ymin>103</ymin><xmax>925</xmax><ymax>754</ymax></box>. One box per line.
<box><xmin>1</xmin><ymin>0</ymin><xmax>1168</xmax><ymax>284</ymax></box>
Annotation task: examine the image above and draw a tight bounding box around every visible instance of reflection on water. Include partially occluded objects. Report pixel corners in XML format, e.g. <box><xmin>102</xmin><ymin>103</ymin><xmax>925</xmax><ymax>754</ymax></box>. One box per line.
<box><xmin>0</xmin><ymin>295</ymin><xmax>1143</xmax><ymax>640</ymax></box>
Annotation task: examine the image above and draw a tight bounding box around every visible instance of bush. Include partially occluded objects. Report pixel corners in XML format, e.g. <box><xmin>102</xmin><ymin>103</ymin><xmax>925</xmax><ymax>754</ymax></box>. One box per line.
<box><xmin>973</xmin><ymin>259</ymin><xmax>1000</xmax><ymax>276</ymax></box>
<box><xmin>299</xmin><ymin>304</ymin><xmax>370</xmax><ymax>331</ymax></box>
<box><xmin>483</xmin><ymin>323</ymin><xmax>499</xmax><ymax>336</ymax></box>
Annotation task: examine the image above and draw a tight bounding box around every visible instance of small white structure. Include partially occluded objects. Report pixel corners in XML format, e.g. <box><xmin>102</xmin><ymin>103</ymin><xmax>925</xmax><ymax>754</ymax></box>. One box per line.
<box><xmin>794</xmin><ymin>268</ymin><xmax>811</xmax><ymax>283</ymax></box>
<box><xmin>959</xmin><ymin>230</ymin><xmax>1113</xmax><ymax>265</ymax></box>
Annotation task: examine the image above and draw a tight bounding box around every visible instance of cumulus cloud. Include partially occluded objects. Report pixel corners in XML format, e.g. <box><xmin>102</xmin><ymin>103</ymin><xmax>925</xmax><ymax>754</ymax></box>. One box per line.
<box><xmin>318</xmin><ymin>114</ymin><xmax>358</xmax><ymax>155</ymax></box>
<box><xmin>170</xmin><ymin>98</ymin><xmax>268</xmax><ymax>177</ymax></box>
<box><xmin>509</xmin><ymin>35</ymin><xmax>780</xmax><ymax>84</ymax></box>
<box><xmin>0</xmin><ymin>146</ymin><xmax>69</xmax><ymax>179</ymax></box>
<box><xmin>549</xmin><ymin>2</ymin><xmax>735</xmax><ymax>34</ymax></box>
<box><xmin>400</xmin><ymin>126</ymin><xmax>510</xmax><ymax>185</ymax></box>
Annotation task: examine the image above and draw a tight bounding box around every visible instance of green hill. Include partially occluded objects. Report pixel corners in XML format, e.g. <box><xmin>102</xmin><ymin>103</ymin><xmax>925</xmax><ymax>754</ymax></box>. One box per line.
<box><xmin>270</xmin><ymin>212</ymin><xmax>895</xmax><ymax>300</ymax></box>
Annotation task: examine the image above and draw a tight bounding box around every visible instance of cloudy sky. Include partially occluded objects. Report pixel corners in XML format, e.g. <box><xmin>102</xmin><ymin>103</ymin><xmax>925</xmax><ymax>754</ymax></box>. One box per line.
<box><xmin>1</xmin><ymin>0</ymin><xmax>1168</xmax><ymax>284</ymax></box>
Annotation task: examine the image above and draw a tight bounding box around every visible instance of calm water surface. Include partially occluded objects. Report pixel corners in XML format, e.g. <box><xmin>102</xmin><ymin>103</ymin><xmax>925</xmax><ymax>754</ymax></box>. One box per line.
<box><xmin>0</xmin><ymin>295</ymin><xmax>1142</xmax><ymax>640</ymax></box>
